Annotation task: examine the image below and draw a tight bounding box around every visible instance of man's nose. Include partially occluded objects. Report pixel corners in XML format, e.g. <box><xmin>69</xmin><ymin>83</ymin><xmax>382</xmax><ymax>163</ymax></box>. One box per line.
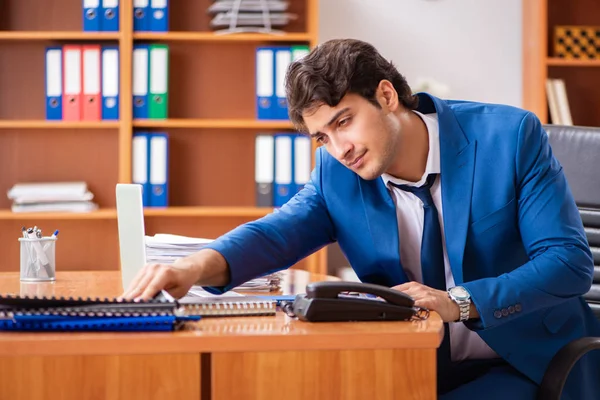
<box><xmin>331</xmin><ymin>138</ymin><xmax>353</xmax><ymax>161</ymax></box>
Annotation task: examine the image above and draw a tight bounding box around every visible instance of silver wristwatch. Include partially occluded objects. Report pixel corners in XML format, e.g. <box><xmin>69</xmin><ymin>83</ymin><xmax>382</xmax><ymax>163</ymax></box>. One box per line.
<box><xmin>448</xmin><ymin>286</ymin><xmax>471</xmax><ymax>322</ymax></box>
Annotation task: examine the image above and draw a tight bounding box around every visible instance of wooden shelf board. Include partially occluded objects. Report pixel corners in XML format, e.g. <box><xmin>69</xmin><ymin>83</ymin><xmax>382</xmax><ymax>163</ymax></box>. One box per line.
<box><xmin>133</xmin><ymin>32</ymin><xmax>311</xmax><ymax>42</ymax></box>
<box><xmin>0</xmin><ymin>31</ymin><xmax>120</xmax><ymax>40</ymax></box>
<box><xmin>0</xmin><ymin>207</ymin><xmax>272</xmax><ymax>220</ymax></box>
<box><xmin>0</xmin><ymin>121</ymin><xmax>120</xmax><ymax>129</ymax></box>
<box><xmin>133</xmin><ymin>119</ymin><xmax>295</xmax><ymax>129</ymax></box>
<box><xmin>546</xmin><ymin>58</ymin><xmax>600</xmax><ymax>67</ymax></box>
<box><xmin>0</xmin><ymin>209</ymin><xmax>117</xmax><ymax>220</ymax></box>
<box><xmin>144</xmin><ymin>206</ymin><xmax>273</xmax><ymax>217</ymax></box>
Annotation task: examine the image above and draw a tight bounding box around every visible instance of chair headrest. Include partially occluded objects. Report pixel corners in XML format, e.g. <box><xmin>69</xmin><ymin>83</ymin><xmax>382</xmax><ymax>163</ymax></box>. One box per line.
<box><xmin>544</xmin><ymin>124</ymin><xmax>600</xmax><ymax>209</ymax></box>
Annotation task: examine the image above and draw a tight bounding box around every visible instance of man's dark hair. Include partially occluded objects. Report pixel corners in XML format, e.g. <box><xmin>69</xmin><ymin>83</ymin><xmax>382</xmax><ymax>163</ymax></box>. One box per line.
<box><xmin>285</xmin><ymin>38</ymin><xmax>419</xmax><ymax>133</ymax></box>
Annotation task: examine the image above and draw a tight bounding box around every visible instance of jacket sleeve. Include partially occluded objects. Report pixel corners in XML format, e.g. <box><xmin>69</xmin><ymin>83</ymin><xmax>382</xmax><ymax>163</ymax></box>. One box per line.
<box><xmin>202</xmin><ymin>148</ymin><xmax>336</xmax><ymax>294</ymax></box>
<box><xmin>462</xmin><ymin>112</ymin><xmax>594</xmax><ymax>330</ymax></box>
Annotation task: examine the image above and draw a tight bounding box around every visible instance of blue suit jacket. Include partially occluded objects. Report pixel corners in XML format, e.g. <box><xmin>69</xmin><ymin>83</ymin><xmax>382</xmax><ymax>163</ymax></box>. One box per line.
<box><xmin>205</xmin><ymin>93</ymin><xmax>600</xmax><ymax>398</ymax></box>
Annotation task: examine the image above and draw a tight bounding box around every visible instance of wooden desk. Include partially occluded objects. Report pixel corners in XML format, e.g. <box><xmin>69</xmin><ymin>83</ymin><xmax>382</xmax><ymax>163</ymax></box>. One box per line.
<box><xmin>0</xmin><ymin>270</ymin><xmax>443</xmax><ymax>400</ymax></box>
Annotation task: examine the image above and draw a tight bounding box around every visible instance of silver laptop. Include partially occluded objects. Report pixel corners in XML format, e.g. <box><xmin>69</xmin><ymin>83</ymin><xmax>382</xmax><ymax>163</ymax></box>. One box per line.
<box><xmin>116</xmin><ymin>183</ymin><xmax>147</xmax><ymax>291</ymax></box>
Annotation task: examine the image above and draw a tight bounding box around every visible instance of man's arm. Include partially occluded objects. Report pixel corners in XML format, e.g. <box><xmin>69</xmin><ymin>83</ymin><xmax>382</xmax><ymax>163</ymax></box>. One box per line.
<box><xmin>201</xmin><ymin>151</ymin><xmax>337</xmax><ymax>293</ymax></box>
<box><xmin>462</xmin><ymin>112</ymin><xmax>594</xmax><ymax>330</ymax></box>
<box><xmin>121</xmin><ymin>149</ymin><xmax>336</xmax><ymax>300</ymax></box>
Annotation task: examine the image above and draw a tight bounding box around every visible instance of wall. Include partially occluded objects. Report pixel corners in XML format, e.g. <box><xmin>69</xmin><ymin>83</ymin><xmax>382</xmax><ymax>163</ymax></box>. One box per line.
<box><xmin>318</xmin><ymin>0</ymin><xmax>523</xmax><ymax>107</ymax></box>
<box><xmin>318</xmin><ymin>0</ymin><xmax>523</xmax><ymax>275</ymax></box>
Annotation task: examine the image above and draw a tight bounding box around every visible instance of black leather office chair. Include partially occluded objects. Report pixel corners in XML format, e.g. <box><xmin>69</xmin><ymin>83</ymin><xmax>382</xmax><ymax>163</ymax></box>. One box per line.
<box><xmin>537</xmin><ymin>124</ymin><xmax>600</xmax><ymax>400</ymax></box>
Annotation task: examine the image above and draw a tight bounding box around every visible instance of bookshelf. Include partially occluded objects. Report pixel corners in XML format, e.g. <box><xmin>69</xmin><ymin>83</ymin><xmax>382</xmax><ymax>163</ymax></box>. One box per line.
<box><xmin>0</xmin><ymin>0</ymin><xmax>327</xmax><ymax>275</ymax></box>
<box><xmin>522</xmin><ymin>0</ymin><xmax>600</xmax><ymax>127</ymax></box>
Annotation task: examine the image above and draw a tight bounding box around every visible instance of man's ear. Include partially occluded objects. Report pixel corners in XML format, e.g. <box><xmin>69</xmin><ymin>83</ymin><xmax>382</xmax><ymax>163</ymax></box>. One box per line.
<box><xmin>376</xmin><ymin>79</ymin><xmax>400</xmax><ymax>112</ymax></box>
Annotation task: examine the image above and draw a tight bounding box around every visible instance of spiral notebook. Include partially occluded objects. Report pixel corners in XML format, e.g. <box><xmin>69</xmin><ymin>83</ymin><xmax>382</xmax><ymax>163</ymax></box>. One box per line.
<box><xmin>0</xmin><ymin>294</ymin><xmax>199</xmax><ymax>332</ymax></box>
<box><xmin>178</xmin><ymin>296</ymin><xmax>277</xmax><ymax>317</ymax></box>
<box><xmin>0</xmin><ymin>293</ymin><xmax>278</xmax><ymax>332</ymax></box>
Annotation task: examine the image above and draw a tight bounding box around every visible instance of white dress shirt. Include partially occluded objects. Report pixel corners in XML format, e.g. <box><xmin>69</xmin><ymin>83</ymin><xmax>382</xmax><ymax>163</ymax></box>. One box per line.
<box><xmin>381</xmin><ymin>110</ymin><xmax>499</xmax><ymax>361</ymax></box>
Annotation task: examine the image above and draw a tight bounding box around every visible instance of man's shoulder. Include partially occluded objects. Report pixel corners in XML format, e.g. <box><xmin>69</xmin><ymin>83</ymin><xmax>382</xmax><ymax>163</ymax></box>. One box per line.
<box><xmin>444</xmin><ymin>98</ymin><xmax>538</xmax><ymax>141</ymax></box>
<box><xmin>446</xmin><ymin>98</ymin><xmax>530</xmax><ymax>121</ymax></box>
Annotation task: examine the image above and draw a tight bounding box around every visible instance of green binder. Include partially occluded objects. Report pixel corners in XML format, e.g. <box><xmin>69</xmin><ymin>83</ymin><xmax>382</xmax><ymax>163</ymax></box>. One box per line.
<box><xmin>291</xmin><ymin>45</ymin><xmax>310</xmax><ymax>61</ymax></box>
<box><xmin>149</xmin><ymin>44</ymin><xmax>169</xmax><ymax>119</ymax></box>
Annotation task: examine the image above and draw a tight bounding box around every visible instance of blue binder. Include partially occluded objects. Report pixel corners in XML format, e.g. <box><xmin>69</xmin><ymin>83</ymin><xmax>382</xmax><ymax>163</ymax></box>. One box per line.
<box><xmin>101</xmin><ymin>46</ymin><xmax>120</xmax><ymax>120</ymax></box>
<box><xmin>149</xmin><ymin>0</ymin><xmax>169</xmax><ymax>32</ymax></box>
<box><xmin>82</xmin><ymin>0</ymin><xmax>101</xmax><ymax>31</ymax></box>
<box><xmin>132</xmin><ymin>132</ymin><xmax>151</xmax><ymax>206</ymax></box>
<box><xmin>133</xmin><ymin>0</ymin><xmax>150</xmax><ymax>31</ymax></box>
<box><xmin>45</xmin><ymin>47</ymin><xmax>63</xmax><ymax>120</ymax></box>
<box><xmin>148</xmin><ymin>132</ymin><xmax>169</xmax><ymax>207</ymax></box>
<box><xmin>273</xmin><ymin>47</ymin><xmax>292</xmax><ymax>120</ymax></box>
<box><xmin>132</xmin><ymin>44</ymin><xmax>149</xmax><ymax>119</ymax></box>
<box><xmin>0</xmin><ymin>294</ymin><xmax>200</xmax><ymax>332</ymax></box>
<box><xmin>273</xmin><ymin>133</ymin><xmax>295</xmax><ymax>207</ymax></box>
<box><xmin>101</xmin><ymin>0</ymin><xmax>120</xmax><ymax>31</ymax></box>
<box><xmin>0</xmin><ymin>315</ymin><xmax>177</xmax><ymax>332</ymax></box>
<box><xmin>256</xmin><ymin>47</ymin><xmax>275</xmax><ymax>120</ymax></box>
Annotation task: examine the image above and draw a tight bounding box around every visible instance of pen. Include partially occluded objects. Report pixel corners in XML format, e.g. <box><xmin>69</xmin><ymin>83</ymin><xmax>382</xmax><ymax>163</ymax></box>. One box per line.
<box><xmin>51</xmin><ymin>230</ymin><xmax>59</xmax><ymax>238</ymax></box>
<box><xmin>26</xmin><ymin>228</ymin><xmax>51</xmax><ymax>278</ymax></box>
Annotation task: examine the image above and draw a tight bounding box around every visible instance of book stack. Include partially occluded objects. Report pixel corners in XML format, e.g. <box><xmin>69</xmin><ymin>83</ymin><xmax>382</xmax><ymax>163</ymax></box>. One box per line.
<box><xmin>207</xmin><ymin>0</ymin><xmax>296</xmax><ymax>32</ymax></box>
<box><xmin>7</xmin><ymin>182</ymin><xmax>99</xmax><ymax>213</ymax></box>
<box><xmin>546</xmin><ymin>78</ymin><xmax>573</xmax><ymax>125</ymax></box>
<box><xmin>146</xmin><ymin>233</ymin><xmax>282</xmax><ymax>292</ymax></box>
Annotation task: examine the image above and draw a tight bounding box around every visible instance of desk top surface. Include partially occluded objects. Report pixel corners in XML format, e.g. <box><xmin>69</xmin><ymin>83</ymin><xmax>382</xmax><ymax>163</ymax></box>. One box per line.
<box><xmin>0</xmin><ymin>270</ymin><xmax>443</xmax><ymax>356</ymax></box>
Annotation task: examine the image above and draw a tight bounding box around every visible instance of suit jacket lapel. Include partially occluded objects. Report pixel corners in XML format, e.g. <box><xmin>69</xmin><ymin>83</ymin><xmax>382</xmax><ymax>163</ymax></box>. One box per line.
<box><xmin>360</xmin><ymin>177</ymin><xmax>409</xmax><ymax>286</ymax></box>
<box><xmin>424</xmin><ymin>95</ymin><xmax>476</xmax><ymax>285</ymax></box>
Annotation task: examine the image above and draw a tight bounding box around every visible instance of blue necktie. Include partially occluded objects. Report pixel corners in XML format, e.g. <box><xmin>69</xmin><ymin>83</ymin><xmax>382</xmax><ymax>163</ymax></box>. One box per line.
<box><xmin>390</xmin><ymin>173</ymin><xmax>446</xmax><ymax>291</ymax></box>
<box><xmin>390</xmin><ymin>173</ymin><xmax>452</xmax><ymax>384</ymax></box>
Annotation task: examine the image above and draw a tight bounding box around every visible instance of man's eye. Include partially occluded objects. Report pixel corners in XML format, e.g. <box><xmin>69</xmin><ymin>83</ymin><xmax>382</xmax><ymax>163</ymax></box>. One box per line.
<box><xmin>316</xmin><ymin>135</ymin><xmax>328</xmax><ymax>144</ymax></box>
<box><xmin>339</xmin><ymin>117</ymin><xmax>351</xmax><ymax>127</ymax></box>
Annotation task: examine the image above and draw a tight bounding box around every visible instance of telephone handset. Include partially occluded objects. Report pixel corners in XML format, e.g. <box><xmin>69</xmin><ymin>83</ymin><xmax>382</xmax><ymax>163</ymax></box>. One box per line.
<box><xmin>291</xmin><ymin>281</ymin><xmax>429</xmax><ymax>322</ymax></box>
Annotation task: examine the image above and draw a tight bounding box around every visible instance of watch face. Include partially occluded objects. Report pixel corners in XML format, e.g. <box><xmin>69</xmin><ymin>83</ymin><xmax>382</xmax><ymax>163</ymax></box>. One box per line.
<box><xmin>450</xmin><ymin>286</ymin><xmax>470</xmax><ymax>300</ymax></box>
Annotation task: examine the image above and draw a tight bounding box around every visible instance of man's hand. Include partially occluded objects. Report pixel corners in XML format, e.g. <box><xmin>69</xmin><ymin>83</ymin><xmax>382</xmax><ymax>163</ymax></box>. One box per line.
<box><xmin>120</xmin><ymin>259</ymin><xmax>202</xmax><ymax>301</ymax></box>
<box><xmin>392</xmin><ymin>281</ymin><xmax>460</xmax><ymax>323</ymax></box>
<box><xmin>119</xmin><ymin>248</ymin><xmax>230</xmax><ymax>301</ymax></box>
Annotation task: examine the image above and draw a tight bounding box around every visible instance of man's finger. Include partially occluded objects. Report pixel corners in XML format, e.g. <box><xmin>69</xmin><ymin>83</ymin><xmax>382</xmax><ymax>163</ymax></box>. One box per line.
<box><xmin>118</xmin><ymin>268</ymin><xmax>146</xmax><ymax>300</ymax></box>
<box><xmin>393</xmin><ymin>281</ymin><xmax>421</xmax><ymax>291</ymax></box>
<box><xmin>414</xmin><ymin>296</ymin><xmax>438</xmax><ymax>310</ymax></box>
<box><xmin>121</xmin><ymin>264</ymin><xmax>159</xmax><ymax>300</ymax></box>
<box><xmin>136</xmin><ymin>269</ymin><xmax>172</xmax><ymax>301</ymax></box>
<box><xmin>128</xmin><ymin>264</ymin><xmax>157</xmax><ymax>291</ymax></box>
<box><xmin>395</xmin><ymin>285</ymin><xmax>422</xmax><ymax>297</ymax></box>
<box><xmin>120</xmin><ymin>265</ymin><xmax>152</xmax><ymax>299</ymax></box>
<box><xmin>124</xmin><ymin>268</ymin><xmax>158</xmax><ymax>300</ymax></box>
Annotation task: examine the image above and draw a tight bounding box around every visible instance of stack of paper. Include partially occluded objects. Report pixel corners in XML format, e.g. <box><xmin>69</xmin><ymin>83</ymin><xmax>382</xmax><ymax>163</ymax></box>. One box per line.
<box><xmin>207</xmin><ymin>0</ymin><xmax>296</xmax><ymax>30</ymax></box>
<box><xmin>145</xmin><ymin>233</ymin><xmax>214</xmax><ymax>264</ymax></box>
<box><xmin>145</xmin><ymin>233</ymin><xmax>282</xmax><ymax>292</ymax></box>
<box><xmin>7</xmin><ymin>182</ymin><xmax>98</xmax><ymax>213</ymax></box>
<box><xmin>234</xmin><ymin>273</ymin><xmax>281</xmax><ymax>291</ymax></box>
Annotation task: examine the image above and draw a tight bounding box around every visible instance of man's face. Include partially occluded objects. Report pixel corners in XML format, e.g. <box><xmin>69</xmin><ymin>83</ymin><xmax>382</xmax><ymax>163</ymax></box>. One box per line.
<box><xmin>302</xmin><ymin>88</ymin><xmax>402</xmax><ymax>180</ymax></box>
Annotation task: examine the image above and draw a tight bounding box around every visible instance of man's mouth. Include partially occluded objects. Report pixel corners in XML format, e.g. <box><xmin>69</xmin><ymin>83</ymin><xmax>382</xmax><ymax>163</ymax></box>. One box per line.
<box><xmin>349</xmin><ymin>152</ymin><xmax>365</xmax><ymax>168</ymax></box>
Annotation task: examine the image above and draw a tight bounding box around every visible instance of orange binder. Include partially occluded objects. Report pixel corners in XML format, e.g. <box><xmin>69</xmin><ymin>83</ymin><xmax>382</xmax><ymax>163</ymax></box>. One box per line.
<box><xmin>62</xmin><ymin>45</ymin><xmax>82</xmax><ymax>121</ymax></box>
<box><xmin>82</xmin><ymin>45</ymin><xmax>101</xmax><ymax>121</ymax></box>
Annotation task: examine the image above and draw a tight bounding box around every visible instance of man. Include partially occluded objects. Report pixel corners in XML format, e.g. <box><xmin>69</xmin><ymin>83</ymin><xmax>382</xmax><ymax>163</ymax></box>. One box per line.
<box><xmin>122</xmin><ymin>39</ymin><xmax>600</xmax><ymax>398</ymax></box>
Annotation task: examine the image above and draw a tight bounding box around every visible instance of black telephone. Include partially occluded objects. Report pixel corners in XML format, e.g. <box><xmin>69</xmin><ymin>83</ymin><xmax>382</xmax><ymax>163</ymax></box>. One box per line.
<box><xmin>291</xmin><ymin>281</ymin><xmax>429</xmax><ymax>322</ymax></box>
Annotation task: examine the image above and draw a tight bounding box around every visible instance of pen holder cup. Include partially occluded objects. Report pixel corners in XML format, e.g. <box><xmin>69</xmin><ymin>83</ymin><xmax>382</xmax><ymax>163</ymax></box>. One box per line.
<box><xmin>18</xmin><ymin>237</ymin><xmax>57</xmax><ymax>282</ymax></box>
